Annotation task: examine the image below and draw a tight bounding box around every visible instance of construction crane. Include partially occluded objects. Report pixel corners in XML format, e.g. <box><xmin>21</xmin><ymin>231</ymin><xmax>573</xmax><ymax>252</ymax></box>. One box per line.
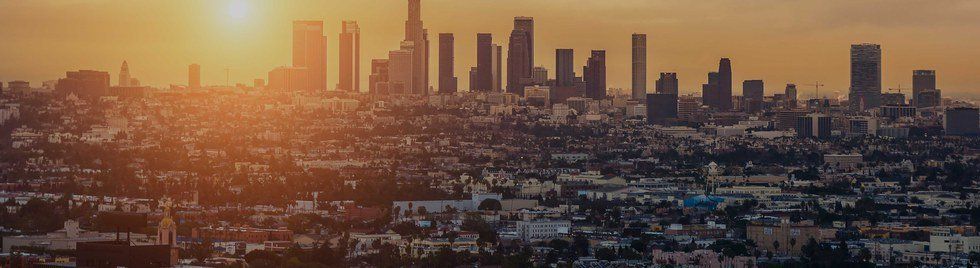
<box><xmin>804</xmin><ymin>81</ymin><xmax>824</xmax><ymax>99</ymax></box>
<box><xmin>888</xmin><ymin>84</ymin><xmax>909</xmax><ymax>94</ymax></box>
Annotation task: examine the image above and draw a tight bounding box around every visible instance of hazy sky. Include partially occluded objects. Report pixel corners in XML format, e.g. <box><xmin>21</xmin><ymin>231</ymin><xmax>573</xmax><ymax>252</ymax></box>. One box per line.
<box><xmin>2</xmin><ymin>0</ymin><xmax>980</xmax><ymax>98</ymax></box>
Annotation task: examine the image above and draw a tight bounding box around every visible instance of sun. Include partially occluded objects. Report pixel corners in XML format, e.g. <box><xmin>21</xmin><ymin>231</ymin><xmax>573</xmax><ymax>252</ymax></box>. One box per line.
<box><xmin>227</xmin><ymin>0</ymin><xmax>249</xmax><ymax>20</ymax></box>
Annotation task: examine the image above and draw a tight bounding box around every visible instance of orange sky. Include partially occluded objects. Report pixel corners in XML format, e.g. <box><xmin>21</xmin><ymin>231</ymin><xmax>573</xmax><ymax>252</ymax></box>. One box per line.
<box><xmin>1</xmin><ymin>0</ymin><xmax>979</xmax><ymax>98</ymax></box>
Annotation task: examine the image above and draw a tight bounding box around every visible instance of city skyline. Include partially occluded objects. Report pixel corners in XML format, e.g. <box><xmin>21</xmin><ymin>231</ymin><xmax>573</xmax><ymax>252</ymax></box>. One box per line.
<box><xmin>2</xmin><ymin>1</ymin><xmax>980</xmax><ymax>99</ymax></box>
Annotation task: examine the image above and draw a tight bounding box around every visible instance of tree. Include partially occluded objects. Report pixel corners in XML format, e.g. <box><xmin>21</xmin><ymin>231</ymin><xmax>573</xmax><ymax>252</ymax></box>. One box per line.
<box><xmin>477</xmin><ymin>199</ymin><xmax>502</xmax><ymax>211</ymax></box>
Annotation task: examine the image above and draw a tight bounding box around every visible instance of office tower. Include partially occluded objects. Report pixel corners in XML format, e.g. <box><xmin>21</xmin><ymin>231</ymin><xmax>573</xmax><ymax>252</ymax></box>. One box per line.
<box><xmin>293</xmin><ymin>20</ymin><xmax>327</xmax><ymax>93</ymax></box>
<box><xmin>848</xmin><ymin>117</ymin><xmax>878</xmax><ymax>137</ymax></box>
<box><xmin>913</xmin><ymin>70</ymin><xmax>940</xmax><ymax>107</ymax></box>
<box><xmin>338</xmin><ymin>21</ymin><xmax>360</xmax><ymax>92</ymax></box>
<box><xmin>507</xmin><ymin>17</ymin><xmax>534</xmax><ymax>95</ymax></box>
<box><xmin>493</xmin><ymin>44</ymin><xmax>502</xmax><ymax>92</ymax></box>
<box><xmin>388</xmin><ymin>43</ymin><xmax>414</xmax><ymax>94</ymax></box>
<box><xmin>717</xmin><ymin>58</ymin><xmax>733</xmax><ymax>111</ymax></box>
<box><xmin>438</xmin><ymin>33</ymin><xmax>457</xmax><ymax>94</ymax></box>
<box><xmin>119</xmin><ymin>61</ymin><xmax>131</xmax><ymax>87</ymax></box>
<box><xmin>797</xmin><ymin>113</ymin><xmax>832</xmax><ymax>138</ymax></box>
<box><xmin>783</xmin><ymin>84</ymin><xmax>797</xmax><ymax>101</ymax></box>
<box><xmin>475</xmin><ymin>33</ymin><xmax>493</xmax><ymax>91</ymax></box>
<box><xmin>403</xmin><ymin>0</ymin><xmax>430</xmax><ymax>95</ymax></box>
<box><xmin>555</xmin><ymin>49</ymin><xmax>575</xmax><ymax>87</ymax></box>
<box><xmin>267</xmin><ymin>67</ymin><xmax>309</xmax><ymax>91</ymax></box>
<box><xmin>646</xmin><ymin>93</ymin><xmax>678</xmax><ymax>125</ymax></box>
<box><xmin>944</xmin><ymin>107</ymin><xmax>980</xmax><ymax>136</ymax></box>
<box><xmin>514</xmin><ymin>17</ymin><xmax>534</xmax><ymax>67</ymax></box>
<box><xmin>189</xmin><ymin>64</ymin><xmax>201</xmax><ymax>89</ymax></box>
<box><xmin>743</xmin><ymin>80</ymin><xmax>764</xmax><ymax>113</ymax></box>
<box><xmin>677</xmin><ymin>95</ymin><xmax>699</xmax><ymax>121</ymax></box>
<box><xmin>583</xmin><ymin>50</ymin><xmax>606</xmax><ymax>99</ymax></box>
<box><xmin>656</xmin><ymin>72</ymin><xmax>678</xmax><ymax>95</ymax></box>
<box><xmin>56</xmin><ymin>70</ymin><xmax>111</xmax><ymax>98</ymax></box>
<box><xmin>469</xmin><ymin>67</ymin><xmax>478</xmax><ymax>92</ymax></box>
<box><xmin>702</xmin><ymin>72</ymin><xmax>719</xmax><ymax>109</ymax></box>
<box><xmin>531</xmin><ymin>67</ymin><xmax>548</xmax><ymax>85</ymax></box>
<box><xmin>849</xmin><ymin>43</ymin><xmax>882</xmax><ymax>111</ymax></box>
<box><xmin>369</xmin><ymin>59</ymin><xmax>390</xmax><ymax>94</ymax></box>
<box><xmin>632</xmin><ymin>34</ymin><xmax>647</xmax><ymax>101</ymax></box>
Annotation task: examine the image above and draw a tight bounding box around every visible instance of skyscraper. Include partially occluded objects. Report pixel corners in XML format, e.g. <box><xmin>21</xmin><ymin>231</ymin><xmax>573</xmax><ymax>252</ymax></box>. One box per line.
<box><xmin>507</xmin><ymin>28</ymin><xmax>531</xmax><ymax>95</ymax></box>
<box><xmin>492</xmin><ymin>44</ymin><xmax>502</xmax><ymax>92</ymax></box>
<box><xmin>388</xmin><ymin>42</ymin><xmax>414</xmax><ymax>94</ymax></box>
<box><xmin>369</xmin><ymin>59</ymin><xmax>389</xmax><ymax>94</ymax></box>
<box><xmin>293</xmin><ymin>20</ymin><xmax>327</xmax><ymax>93</ymax></box>
<box><xmin>849</xmin><ymin>43</ymin><xmax>882</xmax><ymax>111</ymax></box>
<box><xmin>338</xmin><ymin>20</ymin><xmax>360</xmax><ymax>92</ymax></box>
<box><xmin>717</xmin><ymin>58</ymin><xmax>733</xmax><ymax>111</ymax></box>
<box><xmin>403</xmin><ymin>0</ymin><xmax>429</xmax><ymax>95</ymax></box>
<box><xmin>631</xmin><ymin>34</ymin><xmax>647</xmax><ymax>101</ymax></box>
<box><xmin>555</xmin><ymin>49</ymin><xmax>574</xmax><ymax>88</ymax></box>
<box><xmin>913</xmin><ymin>70</ymin><xmax>939</xmax><ymax>107</ymax></box>
<box><xmin>584</xmin><ymin>50</ymin><xmax>606</xmax><ymax>99</ymax></box>
<box><xmin>475</xmin><ymin>33</ymin><xmax>493</xmax><ymax>91</ymax></box>
<box><xmin>703</xmin><ymin>72</ymin><xmax>719</xmax><ymax>109</ymax></box>
<box><xmin>743</xmin><ymin>80</ymin><xmax>764</xmax><ymax>113</ymax></box>
<box><xmin>188</xmin><ymin>64</ymin><xmax>201</xmax><ymax>89</ymax></box>
<box><xmin>656</xmin><ymin>72</ymin><xmax>678</xmax><ymax>95</ymax></box>
<box><xmin>514</xmin><ymin>17</ymin><xmax>534</xmax><ymax>68</ymax></box>
<box><xmin>438</xmin><ymin>33</ymin><xmax>457</xmax><ymax>94</ymax></box>
<box><xmin>797</xmin><ymin>113</ymin><xmax>832</xmax><ymax>138</ymax></box>
<box><xmin>119</xmin><ymin>61</ymin><xmax>131</xmax><ymax>87</ymax></box>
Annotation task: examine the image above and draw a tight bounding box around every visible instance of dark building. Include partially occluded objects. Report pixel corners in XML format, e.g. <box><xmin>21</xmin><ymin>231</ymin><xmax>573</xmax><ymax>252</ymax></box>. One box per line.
<box><xmin>849</xmin><ymin>43</ymin><xmax>882</xmax><ymax>111</ymax></box>
<box><xmin>338</xmin><ymin>21</ymin><xmax>360</xmax><ymax>92</ymax></box>
<box><xmin>438</xmin><ymin>33</ymin><xmax>457</xmax><ymax>94</ymax></box>
<box><xmin>293</xmin><ymin>20</ymin><xmax>327</xmax><ymax>93</ymax></box>
<box><xmin>881</xmin><ymin>92</ymin><xmax>905</xmax><ymax>106</ymax></box>
<box><xmin>506</xmin><ymin>19</ymin><xmax>533</xmax><ymax>95</ymax></box>
<box><xmin>743</xmin><ymin>80</ymin><xmax>764</xmax><ymax>113</ymax></box>
<box><xmin>583</xmin><ymin>50</ymin><xmax>606</xmax><ymax>99</ymax></box>
<box><xmin>879</xmin><ymin>105</ymin><xmax>916</xmax><ymax>119</ymax></box>
<box><xmin>656</xmin><ymin>72</ymin><xmax>678</xmax><ymax>95</ymax></box>
<box><xmin>368</xmin><ymin>59</ymin><xmax>390</xmax><ymax>94</ymax></box>
<box><xmin>403</xmin><ymin>0</ymin><xmax>430</xmax><ymax>95</ymax></box>
<box><xmin>776</xmin><ymin>109</ymin><xmax>807</xmax><ymax>130</ymax></box>
<box><xmin>646</xmin><ymin>93</ymin><xmax>678</xmax><ymax>125</ymax></box>
<box><xmin>475</xmin><ymin>33</ymin><xmax>493</xmax><ymax>91</ymax></box>
<box><xmin>716</xmin><ymin>58</ymin><xmax>733</xmax><ymax>111</ymax></box>
<box><xmin>632</xmin><ymin>33</ymin><xmax>647</xmax><ymax>101</ymax></box>
<box><xmin>797</xmin><ymin>113</ymin><xmax>832</xmax><ymax>138</ymax></box>
<box><xmin>555</xmin><ymin>49</ymin><xmax>575</xmax><ymax>88</ymax></box>
<box><xmin>702</xmin><ymin>72</ymin><xmax>719</xmax><ymax>109</ymax></box>
<box><xmin>469</xmin><ymin>67</ymin><xmax>479</xmax><ymax>92</ymax></box>
<box><xmin>784</xmin><ymin>83</ymin><xmax>798</xmax><ymax>108</ymax></box>
<box><xmin>56</xmin><ymin>70</ymin><xmax>110</xmax><ymax>98</ymax></box>
<box><xmin>913</xmin><ymin>70</ymin><xmax>941</xmax><ymax>108</ymax></box>
<box><xmin>944</xmin><ymin>107</ymin><xmax>980</xmax><ymax>136</ymax></box>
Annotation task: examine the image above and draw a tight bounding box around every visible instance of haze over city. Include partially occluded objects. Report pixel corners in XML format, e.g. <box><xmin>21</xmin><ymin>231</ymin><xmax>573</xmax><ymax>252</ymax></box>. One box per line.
<box><xmin>2</xmin><ymin>0</ymin><xmax>980</xmax><ymax>98</ymax></box>
<box><xmin>1</xmin><ymin>0</ymin><xmax>979</xmax><ymax>267</ymax></box>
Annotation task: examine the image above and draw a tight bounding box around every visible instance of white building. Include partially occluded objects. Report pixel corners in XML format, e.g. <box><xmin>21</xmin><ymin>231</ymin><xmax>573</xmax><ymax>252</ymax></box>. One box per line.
<box><xmin>516</xmin><ymin>220</ymin><xmax>570</xmax><ymax>241</ymax></box>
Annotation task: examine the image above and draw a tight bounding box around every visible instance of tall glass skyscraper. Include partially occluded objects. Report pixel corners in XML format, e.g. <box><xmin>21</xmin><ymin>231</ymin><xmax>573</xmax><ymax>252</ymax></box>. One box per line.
<box><xmin>849</xmin><ymin>43</ymin><xmax>882</xmax><ymax>111</ymax></box>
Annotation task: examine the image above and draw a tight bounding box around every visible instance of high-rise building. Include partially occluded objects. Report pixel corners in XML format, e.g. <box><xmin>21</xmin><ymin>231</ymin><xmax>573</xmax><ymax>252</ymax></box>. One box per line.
<box><xmin>492</xmin><ymin>44</ymin><xmax>503</xmax><ymax>92</ymax></box>
<box><xmin>646</xmin><ymin>93</ymin><xmax>678</xmax><ymax>125</ymax></box>
<box><xmin>555</xmin><ymin>49</ymin><xmax>575</xmax><ymax>88</ymax></box>
<box><xmin>716</xmin><ymin>58</ymin><xmax>733</xmax><ymax>111</ymax></box>
<box><xmin>531</xmin><ymin>67</ymin><xmax>548</xmax><ymax>85</ymax></box>
<box><xmin>403</xmin><ymin>0</ymin><xmax>430</xmax><ymax>95</ymax></box>
<box><xmin>188</xmin><ymin>64</ymin><xmax>201</xmax><ymax>89</ymax></box>
<box><xmin>119</xmin><ymin>61</ymin><xmax>131</xmax><ymax>87</ymax></box>
<box><xmin>475</xmin><ymin>33</ymin><xmax>493</xmax><ymax>91</ymax></box>
<box><xmin>703</xmin><ymin>72</ymin><xmax>719</xmax><ymax>109</ymax></box>
<box><xmin>797</xmin><ymin>113</ymin><xmax>832</xmax><ymax>138</ymax></box>
<box><xmin>656</xmin><ymin>73</ymin><xmax>678</xmax><ymax>95</ymax></box>
<box><xmin>583</xmin><ymin>50</ymin><xmax>606</xmax><ymax>99</ymax></box>
<box><xmin>56</xmin><ymin>70</ymin><xmax>111</xmax><ymax>98</ymax></box>
<box><xmin>369</xmin><ymin>59</ymin><xmax>390</xmax><ymax>94</ymax></box>
<box><xmin>743</xmin><ymin>80</ymin><xmax>764</xmax><ymax>113</ymax></box>
<box><xmin>913</xmin><ymin>70</ymin><xmax>940</xmax><ymax>108</ymax></box>
<box><xmin>388</xmin><ymin>43</ymin><xmax>414</xmax><ymax>94</ymax></box>
<box><xmin>338</xmin><ymin>21</ymin><xmax>360</xmax><ymax>92</ymax></box>
<box><xmin>944</xmin><ymin>107</ymin><xmax>980</xmax><ymax>136</ymax></box>
<box><xmin>438</xmin><ymin>33</ymin><xmax>457</xmax><ymax>94</ymax></box>
<box><xmin>293</xmin><ymin>20</ymin><xmax>327</xmax><ymax>93</ymax></box>
<box><xmin>514</xmin><ymin>17</ymin><xmax>534</xmax><ymax>68</ymax></box>
<box><xmin>469</xmin><ymin>67</ymin><xmax>478</xmax><ymax>92</ymax></box>
<box><xmin>507</xmin><ymin>25</ymin><xmax>532</xmax><ymax>95</ymax></box>
<box><xmin>784</xmin><ymin>83</ymin><xmax>798</xmax><ymax>107</ymax></box>
<box><xmin>632</xmin><ymin>34</ymin><xmax>647</xmax><ymax>101</ymax></box>
<box><xmin>267</xmin><ymin>66</ymin><xmax>309</xmax><ymax>91</ymax></box>
<box><xmin>849</xmin><ymin>43</ymin><xmax>882</xmax><ymax>111</ymax></box>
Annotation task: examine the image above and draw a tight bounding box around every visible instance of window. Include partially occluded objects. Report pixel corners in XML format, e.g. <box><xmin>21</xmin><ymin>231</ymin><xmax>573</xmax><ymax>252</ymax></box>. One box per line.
<box><xmin>764</xmin><ymin>228</ymin><xmax>772</xmax><ymax>235</ymax></box>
